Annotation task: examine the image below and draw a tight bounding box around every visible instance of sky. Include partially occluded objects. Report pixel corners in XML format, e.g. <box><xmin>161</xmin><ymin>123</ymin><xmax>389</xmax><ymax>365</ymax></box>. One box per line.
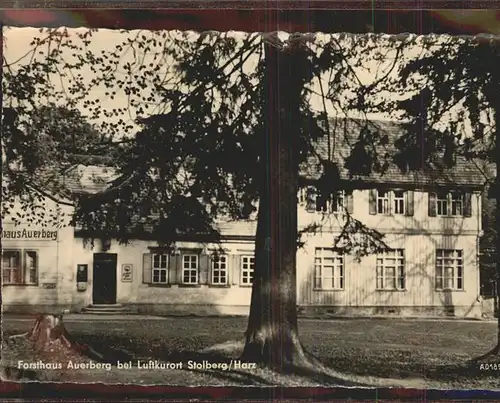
<box><xmin>3</xmin><ymin>27</ymin><xmax>475</xmax><ymax>140</ymax></box>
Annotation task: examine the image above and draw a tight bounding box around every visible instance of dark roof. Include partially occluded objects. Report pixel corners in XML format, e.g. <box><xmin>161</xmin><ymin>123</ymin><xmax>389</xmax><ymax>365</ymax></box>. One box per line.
<box><xmin>32</xmin><ymin>117</ymin><xmax>487</xmax><ymax>240</ymax></box>
<box><xmin>301</xmin><ymin>118</ymin><xmax>487</xmax><ymax>188</ymax></box>
<box><xmin>62</xmin><ymin>118</ymin><xmax>486</xmax><ymax>197</ymax></box>
<box><xmin>30</xmin><ymin>164</ymin><xmax>117</xmax><ymax>202</ymax></box>
<box><xmin>63</xmin><ymin>165</ymin><xmax>118</xmax><ymax>194</ymax></box>
<box><xmin>29</xmin><ymin>118</ymin><xmax>488</xmax><ymax>215</ymax></box>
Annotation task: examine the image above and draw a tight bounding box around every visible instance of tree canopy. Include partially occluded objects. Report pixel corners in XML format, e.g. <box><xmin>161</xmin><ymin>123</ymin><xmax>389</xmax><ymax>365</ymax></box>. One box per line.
<box><xmin>4</xmin><ymin>27</ymin><xmax>493</xmax><ymax>368</ymax></box>
<box><xmin>1</xmin><ymin>29</ymin><xmax>404</xmax><ymax>253</ymax></box>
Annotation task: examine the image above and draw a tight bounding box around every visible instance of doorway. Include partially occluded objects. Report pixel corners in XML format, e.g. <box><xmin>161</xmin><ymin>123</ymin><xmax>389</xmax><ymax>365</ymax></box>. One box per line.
<box><xmin>92</xmin><ymin>253</ymin><xmax>117</xmax><ymax>304</ymax></box>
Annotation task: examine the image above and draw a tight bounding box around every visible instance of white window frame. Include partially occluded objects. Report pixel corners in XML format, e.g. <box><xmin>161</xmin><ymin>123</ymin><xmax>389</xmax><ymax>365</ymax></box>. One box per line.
<box><xmin>316</xmin><ymin>190</ymin><xmax>345</xmax><ymax>213</ymax></box>
<box><xmin>393</xmin><ymin>190</ymin><xmax>405</xmax><ymax>215</ymax></box>
<box><xmin>211</xmin><ymin>255</ymin><xmax>228</xmax><ymax>285</ymax></box>
<box><xmin>24</xmin><ymin>250</ymin><xmax>38</xmax><ymax>285</ymax></box>
<box><xmin>450</xmin><ymin>192</ymin><xmax>463</xmax><ymax>216</ymax></box>
<box><xmin>152</xmin><ymin>253</ymin><xmax>169</xmax><ymax>284</ymax></box>
<box><xmin>182</xmin><ymin>254</ymin><xmax>199</xmax><ymax>284</ymax></box>
<box><xmin>436</xmin><ymin>249</ymin><xmax>464</xmax><ymax>290</ymax></box>
<box><xmin>314</xmin><ymin>248</ymin><xmax>344</xmax><ymax>290</ymax></box>
<box><xmin>376</xmin><ymin>190</ymin><xmax>391</xmax><ymax>215</ymax></box>
<box><xmin>377</xmin><ymin>190</ymin><xmax>405</xmax><ymax>215</ymax></box>
<box><xmin>2</xmin><ymin>249</ymin><xmax>38</xmax><ymax>285</ymax></box>
<box><xmin>376</xmin><ymin>249</ymin><xmax>406</xmax><ymax>290</ymax></box>
<box><xmin>240</xmin><ymin>255</ymin><xmax>255</xmax><ymax>285</ymax></box>
<box><xmin>298</xmin><ymin>188</ymin><xmax>307</xmax><ymax>204</ymax></box>
<box><xmin>436</xmin><ymin>191</ymin><xmax>463</xmax><ymax>217</ymax></box>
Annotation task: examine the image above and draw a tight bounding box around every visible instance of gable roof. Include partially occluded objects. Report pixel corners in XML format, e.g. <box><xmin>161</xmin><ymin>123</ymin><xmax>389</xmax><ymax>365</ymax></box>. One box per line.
<box><xmin>66</xmin><ymin>118</ymin><xmax>486</xmax><ymax>197</ymax></box>
<box><xmin>301</xmin><ymin>118</ymin><xmax>486</xmax><ymax>188</ymax></box>
<box><xmin>50</xmin><ymin>117</ymin><xmax>488</xmax><ymax>241</ymax></box>
<box><xmin>63</xmin><ymin>165</ymin><xmax>118</xmax><ymax>194</ymax></box>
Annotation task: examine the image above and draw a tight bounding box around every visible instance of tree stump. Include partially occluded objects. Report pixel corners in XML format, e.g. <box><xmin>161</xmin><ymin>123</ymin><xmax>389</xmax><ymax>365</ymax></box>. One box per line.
<box><xmin>27</xmin><ymin>314</ymin><xmax>72</xmax><ymax>351</ymax></box>
<box><xmin>8</xmin><ymin>314</ymin><xmax>104</xmax><ymax>362</ymax></box>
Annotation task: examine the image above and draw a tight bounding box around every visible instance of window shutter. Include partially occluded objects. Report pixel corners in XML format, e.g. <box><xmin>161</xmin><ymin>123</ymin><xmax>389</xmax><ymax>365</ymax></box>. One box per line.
<box><xmin>428</xmin><ymin>192</ymin><xmax>437</xmax><ymax>217</ymax></box>
<box><xmin>142</xmin><ymin>253</ymin><xmax>152</xmax><ymax>284</ymax></box>
<box><xmin>306</xmin><ymin>187</ymin><xmax>317</xmax><ymax>213</ymax></box>
<box><xmin>199</xmin><ymin>254</ymin><xmax>210</xmax><ymax>284</ymax></box>
<box><xmin>346</xmin><ymin>190</ymin><xmax>354</xmax><ymax>214</ymax></box>
<box><xmin>168</xmin><ymin>254</ymin><xmax>177</xmax><ymax>284</ymax></box>
<box><xmin>463</xmin><ymin>192</ymin><xmax>472</xmax><ymax>217</ymax></box>
<box><xmin>405</xmin><ymin>190</ymin><xmax>414</xmax><ymax>216</ymax></box>
<box><xmin>368</xmin><ymin>189</ymin><xmax>377</xmax><ymax>215</ymax></box>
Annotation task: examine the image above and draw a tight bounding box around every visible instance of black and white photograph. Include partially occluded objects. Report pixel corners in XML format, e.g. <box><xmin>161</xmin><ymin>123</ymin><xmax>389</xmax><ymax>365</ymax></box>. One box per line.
<box><xmin>1</xmin><ymin>10</ymin><xmax>500</xmax><ymax>391</ymax></box>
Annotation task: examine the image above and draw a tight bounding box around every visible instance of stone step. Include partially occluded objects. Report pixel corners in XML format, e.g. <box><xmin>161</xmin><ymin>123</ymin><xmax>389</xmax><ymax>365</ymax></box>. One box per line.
<box><xmin>83</xmin><ymin>307</ymin><xmax>128</xmax><ymax>312</ymax></box>
<box><xmin>81</xmin><ymin>309</ymin><xmax>131</xmax><ymax>315</ymax></box>
<box><xmin>89</xmin><ymin>304</ymin><xmax>124</xmax><ymax>308</ymax></box>
<box><xmin>82</xmin><ymin>304</ymin><xmax>131</xmax><ymax>314</ymax></box>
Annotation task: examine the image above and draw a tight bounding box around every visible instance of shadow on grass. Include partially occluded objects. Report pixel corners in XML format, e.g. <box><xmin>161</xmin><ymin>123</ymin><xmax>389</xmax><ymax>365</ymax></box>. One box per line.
<box><xmin>67</xmin><ymin>332</ymin><xmax>370</xmax><ymax>386</ymax></box>
<box><xmin>63</xmin><ymin>334</ymin><xmax>370</xmax><ymax>387</ymax></box>
<box><xmin>423</xmin><ymin>361</ymin><xmax>496</xmax><ymax>383</ymax></box>
<box><xmin>138</xmin><ymin>347</ymin><xmax>367</xmax><ymax>386</ymax></box>
<box><xmin>159</xmin><ymin>349</ymin><xmax>369</xmax><ymax>386</ymax></box>
<box><xmin>418</xmin><ymin>345</ymin><xmax>500</xmax><ymax>383</ymax></box>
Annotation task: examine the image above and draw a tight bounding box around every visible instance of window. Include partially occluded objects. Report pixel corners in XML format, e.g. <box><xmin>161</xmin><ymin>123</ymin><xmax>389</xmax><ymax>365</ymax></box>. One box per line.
<box><xmin>240</xmin><ymin>256</ymin><xmax>255</xmax><ymax>285</ymax></box>
<box><xmin>376</xmin><ymin>249</ymin><xmax>405</xmax><ymax>290</ymax></box>
<box><xmin>2</xmin><ymin>250</ymin><xmax>21</xmax><ymax>284</ymax></box>
<box><xmin>182</xmin><ymin>255</ymin><xmax>199</xmax><ymax>284</ymax></box>
<box><xmin>435</xmin><ymin>191</ymin><xmax>463</xmax><ymax>217</ymax></box>
<box><xmin>2</xmin><ymin>250</ymin><xmax>38</xmax><ymax>285</ymax></box>
<box><xmin>436</xmin><ymin>191</ymin><xmax>449</xmax><ymax>216</ymax></box>
<box><xmin>451</xmin><ymin>192</ymin><xmax>463</xmax><ymax>216</ymax></box>
<box><xmin>377</xmin><ymin>190</ymin><xmax>391</xmax><ymax>215</ymax></box>
<box><xmin>393</xmin><ymin>190</ymin><xmax>405</xmax><ymax>215</ymax></box>
<box><xmin>436</xmin><ymin>249</ymin><xmax>464</xmax><ymax>290</ymax></box>
<box><xmin>298</xmin><ymin>188</ymin><xmax>307</xmax><ymax>204</ymax></box>
<box><xmin>316</xmin><ymin>190</ymin><xmax>345</xmax><ymax>213</ymax></box>
<box><xmin>152</xmin><ymin>254</ymin><xmax>169</xmax><ymax>284</ymax></box>
<box><xmin>24</xmin><ymin>251</ymin><xmax>38</xmax><ymax>285</ymax></box>
<box><xmin>376</xmin><ymin>190</ymin><xmax>405</xmax><ymax>215</ymax></box>
<box><xmin>314</xmin><ymin>248</ymin><xmax>344</xmax><ymax>290</ymax></box>
<box><xmin>212</xmin><ymin>255</ymin><xmax>228</xmax><ymax>285</ymax></box>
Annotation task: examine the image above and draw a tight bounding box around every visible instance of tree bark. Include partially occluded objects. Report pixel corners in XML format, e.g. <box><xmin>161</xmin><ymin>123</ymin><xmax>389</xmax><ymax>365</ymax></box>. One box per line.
<box><xmin>241</xmin><ymin>38</ymin><xmax>315</xmax><ymax>371</ymax></box>
<box><xmin>28</xmin><ymin>314</ymin><xmax>73</xmax><ymax>351</ymax></box>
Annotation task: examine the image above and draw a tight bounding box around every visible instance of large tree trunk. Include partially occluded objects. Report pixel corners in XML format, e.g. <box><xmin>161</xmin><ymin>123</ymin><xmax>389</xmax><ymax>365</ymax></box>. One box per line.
<box><xmin>241</xmin><ymin>36</ymin><xmax>315</xmax><ymax>371</ymax></box>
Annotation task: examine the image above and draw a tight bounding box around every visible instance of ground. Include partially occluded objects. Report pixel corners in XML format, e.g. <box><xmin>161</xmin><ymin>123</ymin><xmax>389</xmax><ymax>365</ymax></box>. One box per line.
<box><xmin>2</xmin><ymin>314</ymin><xmax>500</xmax><ymax>388</ymax></box>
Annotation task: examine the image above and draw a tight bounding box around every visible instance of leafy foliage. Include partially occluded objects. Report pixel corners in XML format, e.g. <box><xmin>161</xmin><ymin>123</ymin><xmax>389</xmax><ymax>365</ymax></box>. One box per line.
<box><xmin>1</xmin><ymin>105</ymin><xmax>109</xmax><ymax>227</ymax></box>
<box><xmin>3</xmin><ymin>29</ymin><xmax>406</xmax><ymax>255</ymax></box>
<box><xmin>366</xmin><ymin>35</ymin><xmax>497</xmax><ymax>307</ymax></box>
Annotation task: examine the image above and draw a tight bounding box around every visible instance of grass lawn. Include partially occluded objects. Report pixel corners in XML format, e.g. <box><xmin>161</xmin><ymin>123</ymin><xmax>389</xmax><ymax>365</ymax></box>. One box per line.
<box><xmin>2</xmin><ymin>316</ymin><xmax>500</xmax><ymax>389</ymax></box>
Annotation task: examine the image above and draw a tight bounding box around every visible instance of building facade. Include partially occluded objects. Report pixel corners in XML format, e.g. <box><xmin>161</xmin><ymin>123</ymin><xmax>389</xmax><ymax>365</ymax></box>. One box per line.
<box><xmin>1</xmin><ymin>119</ymin><xmax>487</xmax><ymax>318</ymax></box>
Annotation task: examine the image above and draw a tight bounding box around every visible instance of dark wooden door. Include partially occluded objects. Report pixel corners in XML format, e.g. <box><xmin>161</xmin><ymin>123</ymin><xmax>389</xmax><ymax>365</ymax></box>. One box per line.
<box><xmin>92</xmin><ymin>253</ymin><xmax>117</xmax><ymax>304</ymax></box>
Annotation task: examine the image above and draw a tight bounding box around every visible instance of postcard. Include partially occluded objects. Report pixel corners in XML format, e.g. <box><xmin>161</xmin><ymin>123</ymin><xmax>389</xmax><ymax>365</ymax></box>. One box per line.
<box><xmin>2</xmin><ymin>17</ymin><xmax>500</xmax><ymax>392</ymax></box>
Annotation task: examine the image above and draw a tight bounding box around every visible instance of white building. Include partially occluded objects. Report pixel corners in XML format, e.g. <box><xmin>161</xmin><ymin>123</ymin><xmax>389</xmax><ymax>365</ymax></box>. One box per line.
<box><xmin>1</xmin><ymin>119</ymin><xmax>486</xmax><ymax>317</ymax></box>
